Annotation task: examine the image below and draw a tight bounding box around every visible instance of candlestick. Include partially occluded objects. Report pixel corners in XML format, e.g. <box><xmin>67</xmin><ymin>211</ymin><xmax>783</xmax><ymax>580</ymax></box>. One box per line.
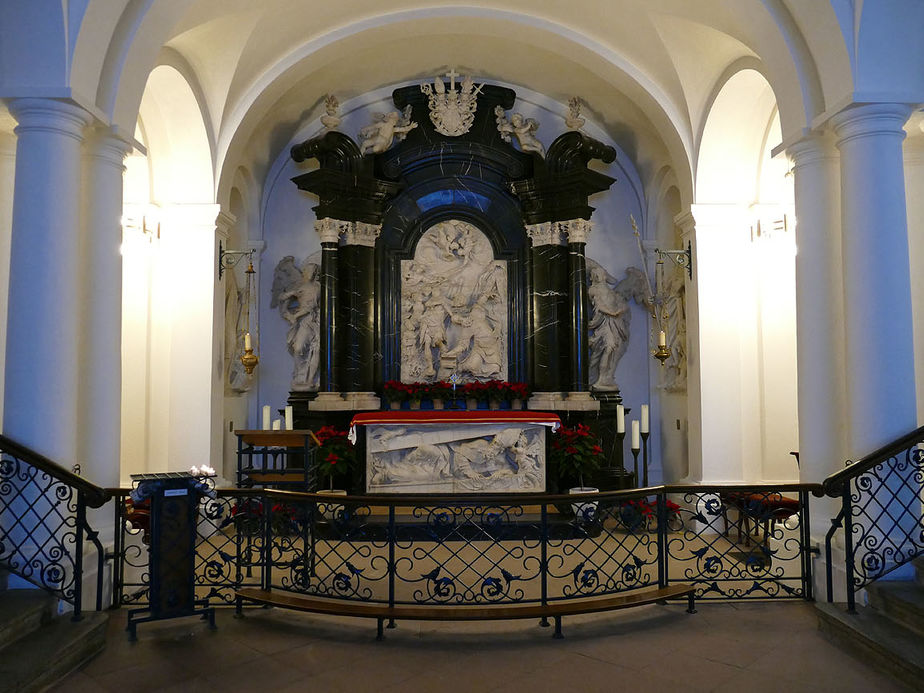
<box><xmin>630</xmin><ymin>447</ymin><xmax>640</xmax><ymax>487</ymax></box>
<box><xmin>640</xmin><ymin>405</ymin><xmax>649</xmax><ymax>434</ymax></box>
<box><xmin>262</xmin><ymin>405</ymin><xmax>271</xmax><ymax>430</ymax></box>
<box><xmin>285</xmin><ymin>405</ymin><xmax>294</xmax><ymax>430</ymax></box>
<box><xmin>631</xmin><ymin>420</ymin><xmax>640</xmax><ymax>450</ymax></box>
<box><xmin>272</xmin><ymin>418</ymin><xmax>281</xmax><ymax>430</ymax></box>
<box><xmin>617</xmin><ymin>404</ymin><xmax>625</xmax><ymax>433</ymax></box>
<box><xmin>244</xmin><ymin>331</ymin><xmax>252</xmax><ymax>351</ymax></box>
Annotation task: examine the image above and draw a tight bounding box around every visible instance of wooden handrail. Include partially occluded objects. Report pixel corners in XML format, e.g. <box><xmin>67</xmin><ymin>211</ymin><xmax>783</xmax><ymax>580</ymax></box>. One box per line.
<box><xmin>0</xmin><ymin>433</ymin><xmax>110</xmax><ymax>508</ymax></box>
<box><xmin>821</xmin><ymin>424</ymin><xmax>924</xmax><ymax>496</ymax></box>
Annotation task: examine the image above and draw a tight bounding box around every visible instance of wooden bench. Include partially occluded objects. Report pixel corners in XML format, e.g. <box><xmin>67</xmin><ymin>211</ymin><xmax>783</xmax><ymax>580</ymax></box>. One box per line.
<box><xmin>235</xmin><ymin>583</ymin><xmax>697</xmax><ymax>639</ymax></box>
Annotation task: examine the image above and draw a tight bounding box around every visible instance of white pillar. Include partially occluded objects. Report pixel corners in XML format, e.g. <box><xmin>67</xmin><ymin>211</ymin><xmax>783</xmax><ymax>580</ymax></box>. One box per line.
<box><xmin>788</xmin><ymin>133</ymin><xmax>847</xmax><ymax>538</ymax></box>
<box><xmin>674</xmin><ymin>212</ymin><xmax>700</xmax><ymax>482</ymax></box>
<box><xmin>904</xmin><ymin>136</ymin><xmax>924</xmax><ymax>425</ymax></box>
<box><xmin>831</xmin><ymin>104</ymin><xmax>916</xmax><ymax>456</ymax></box>
<box><xmin>3</xmin><ymin>99</ymin><xmax>91</xmax><ymax>463</ymax></box>
<box><xmin>0</xmin><ymin>135</ymin><xmax>16</xmax><ymax>428</ymax></box>
<box><xmin>78</xmin><ymin>128</ymin><xmax>132</xmax><ymax>489</ymax></box>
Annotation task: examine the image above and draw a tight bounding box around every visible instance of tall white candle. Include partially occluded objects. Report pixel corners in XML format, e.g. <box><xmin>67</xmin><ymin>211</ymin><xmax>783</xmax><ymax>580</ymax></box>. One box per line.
<box><xmin>244</xmin><ymin>331</ymin><xmax>252</xmax><ymax>350</ymax></box>
<box><xmin>272</xmin><ymin>418</ymin><xmax>281</xmax><ymax>431</ymax></box>
<box><xmin>631</xmin><ymin>420</ymin><xmax>640</xmax><ymax>449</ymax></box>
<box><xmin>640</xmin><ymin>405</ymin><xmax>649</xmax><ymax>434</ymax></box>
<box><xmin>616</xmin><ymin>404</ymin><xmax>625</xmax><ymax>433</ymax></box>
<box><xmin>285</xmin><ymin>405</ymin><xmax>294</xmax><ymax>430</ymax></box>
<box><xmin>659</xmin><ymin>330</ymin><xmax>666</xmax><ymax>347</ymax></box>
<box><xmin>262</xmin><ymin>405</ymin><xmax>271</xmax><ymax>430</ymax></box>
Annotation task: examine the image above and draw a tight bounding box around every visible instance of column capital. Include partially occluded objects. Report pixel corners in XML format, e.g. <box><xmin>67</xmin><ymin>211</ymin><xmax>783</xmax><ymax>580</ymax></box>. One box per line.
<box><xmin>830</xmin><ymin>103</ymin><xmax>913</xmax><ymax>148</ymax></box>
<box><xmin>84</xmin><ymin>127</ymin><xmax>133</xmax><ymax>172</ymax></box>
<box><xmin>525</xmin><ymin>221</ymin><xmax>565</xmax><ymax>246</ymax></box>
<box><xmin>786</xmin><ymin>132</ymin><xmax>838</xmax><ymax>170</ymax></box>
<box><xmin>8</xmin><ymin>97</ymin><xmax>93</xmax><ymax>143</ymax></box>
<box><xmin>561</xmin><ymin>218</ymin><xmax>592</xmax><ymax>244</ymax></box>
<box><xmin>673</xmin><ymin>210</ymin><xmax>696</xmax><ymax>237</ymax></box>
<box><xmin>314</xmin><ymin>217</ymin><xmax>351</xmax><ymax>244</ymax></box>
<box><xmin>342</xmin><ymin>221</ymin><xmax>381</xmax><ymax>247</ymax></box>
<box><xmin>214</xmin><ymin>210</ymin><xmax>237</xmax><ymax>239</ymax></box>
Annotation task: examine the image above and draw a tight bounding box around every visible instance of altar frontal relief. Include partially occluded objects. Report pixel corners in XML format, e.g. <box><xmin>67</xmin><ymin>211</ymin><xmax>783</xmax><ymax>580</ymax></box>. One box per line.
<box><xmin>401</xmin><ymin>220</ymin><xmax>507</xmax><ymax>382</ymax></box>
<box><xmin>367</xmin><ymin>424</ymin><xmax>545</xmax><ymax>493</ymax></box>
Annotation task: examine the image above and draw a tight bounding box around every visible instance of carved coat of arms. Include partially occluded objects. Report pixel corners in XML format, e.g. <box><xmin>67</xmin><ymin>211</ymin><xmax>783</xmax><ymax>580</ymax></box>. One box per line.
<box><xmin>420</xmin><ymin>69</ymin><xmax>482</xmax><ymax>137</ymax></box>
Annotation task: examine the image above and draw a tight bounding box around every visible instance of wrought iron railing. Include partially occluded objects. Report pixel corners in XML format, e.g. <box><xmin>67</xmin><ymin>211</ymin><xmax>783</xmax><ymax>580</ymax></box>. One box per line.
<box><xmin>822</xmin><ymin>425</ymin><xmax>924</xmax><ymax>611</ymax></box>
<box><xmin>0</xmin><ymin>434</ymin><xmax>110</xmax><ymax>619</ymax></box>
<box><xmin>113</xmin><ymin>483</ymin><xmax>818</xmax><ymax>610</ymax></box>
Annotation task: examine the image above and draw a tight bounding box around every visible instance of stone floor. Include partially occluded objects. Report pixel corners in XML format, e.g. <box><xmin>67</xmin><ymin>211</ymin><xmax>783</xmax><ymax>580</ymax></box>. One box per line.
<box><xmin>56</xmin><ymin>601</ymin><xmax>910</xmax><ymax>692</ymax></box>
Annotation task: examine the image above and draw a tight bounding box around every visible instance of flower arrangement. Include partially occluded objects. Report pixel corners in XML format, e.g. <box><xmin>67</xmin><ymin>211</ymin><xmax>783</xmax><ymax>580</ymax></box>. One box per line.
<box><xmin>381</xmin><ymin>380</ymin><xmax>530</xmax><ymax>408</ymax></box>
<box><xmin>228</xmin><ymin>499</ymin><xmax>307</xmax><ymax>535</ymax></box>
<box><xmin>548</xmin><ymin>423</ymin><xmax>604</xmax><ymax>488</ymax></box>
<box><xmin>314</xmin><ymin>425</ymin><xmax>356</xmax><ymax>489</ymax></box>
<box><xmin>618</xmin><ymin>498</ymin><xmax>682</xmax><ymax>531</ymax></box>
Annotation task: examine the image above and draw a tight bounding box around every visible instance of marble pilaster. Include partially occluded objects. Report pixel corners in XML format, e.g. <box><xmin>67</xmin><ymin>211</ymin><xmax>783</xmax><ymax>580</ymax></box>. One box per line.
<box><xmin>526</xmin><ymin>222</ymin><xmax>568</xmax><ymax>393</ymax></box>
<box><xmin>562</xmin><ymin>219</ymin><xmax>593</xmax><ymax>398</ymax></box>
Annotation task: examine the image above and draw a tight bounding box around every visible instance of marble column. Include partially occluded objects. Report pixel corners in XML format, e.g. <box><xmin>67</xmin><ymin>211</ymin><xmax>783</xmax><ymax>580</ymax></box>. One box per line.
<box><xmin>338</xmin><ymin>221</ymin><xmax>380</xmax><ymax>408</ymax></box>
<box><xmin>831</xmin><ymin>104</ymin><xmax>917</xmax><ymax>455</ymax></box>
<box><xmin>787</xmin><ymin>133</ymin><xmax>848</xmax><ymax>539</ymax></box>
<box><xmin>316</xmin><ymin>217</ymin><xmax>345</xmax><ymax>393</ymax></box>
<box><xmin>526</xmin><ymin>222</ymin><xmax>568</xmax><ymax>394</ymax></box>
<box><xmin>78</xmin><ymin>127</ymin><xmax>132</xmax><ymax>490</ymax></box>
<box><xmin>563</xmin><ymin>219</ymin><xmax>594</xmax><ymax>403</ymax></box>
<box><xmin>4</xmin><ymin>98</ymin><xmax>92</xmax><ymax>464</ymax></box>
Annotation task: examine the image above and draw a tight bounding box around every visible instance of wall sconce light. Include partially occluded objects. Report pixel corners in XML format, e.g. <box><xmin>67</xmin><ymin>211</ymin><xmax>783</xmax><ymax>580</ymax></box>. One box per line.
<box><xmin>219</xmin><ymin>242</ymin><xmax>259</xmax><ymax>376</ymax></box>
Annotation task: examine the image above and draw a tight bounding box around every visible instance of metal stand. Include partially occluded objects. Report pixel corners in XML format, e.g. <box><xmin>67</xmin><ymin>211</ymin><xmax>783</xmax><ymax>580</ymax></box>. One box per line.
<box><xmin>630</xmin><ymin>447</ymin><xmax>640</xmax><ymax>486</ymax></box>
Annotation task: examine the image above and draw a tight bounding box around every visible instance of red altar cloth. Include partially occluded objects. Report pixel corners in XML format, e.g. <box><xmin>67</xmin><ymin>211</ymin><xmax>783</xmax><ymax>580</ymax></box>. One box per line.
<box><xmin>348</xmin><ymin>410</ymin><xmax>561</xmax><ymax>442</ymax></box>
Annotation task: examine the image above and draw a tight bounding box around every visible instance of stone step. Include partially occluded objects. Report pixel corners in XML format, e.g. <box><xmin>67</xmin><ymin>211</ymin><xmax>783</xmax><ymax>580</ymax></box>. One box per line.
<box><xmin>914</xmin><ymin>557</ymin><xmax>924</xmax><ymax>587</ymax></box>
<box><xmin>867</xmin><ymin>580</ymin><xmax>924</xmax><ymax>638</ymax></box>
<box><xmin>0</xmin><ymin>610</ymin><xmax>107</xmax><ymax>693</ymax></box>
<box><xmin>0</xmin><ymin>590</ymin><xmax>55</xmax><ymax>652</ymax></box>
<box><xmin>817</xmin><ymin>601</ymin><xmax>924</xmax><ymax>691</ymax></box>
<box><xmin>0</xmin><ymin>569</ymin><xmax>8</xmax><ymax>592</ymax></box>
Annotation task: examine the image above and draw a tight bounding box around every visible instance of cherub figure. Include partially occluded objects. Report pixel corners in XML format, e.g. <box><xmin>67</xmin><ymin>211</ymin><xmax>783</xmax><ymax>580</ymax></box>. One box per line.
<box><xmin>359</xmin><ymin>105</ymin><xmax>417</xmax><ymax>154</ymax></box>
<box><xmin>320</xmin><ymin>94</ymin><xmax>341</xmax><ymax>130</ymax></box>
<box><xmin>494</xmin><ymin>106</ymin><xmax>544</xmax><ymax>156</ymax></box>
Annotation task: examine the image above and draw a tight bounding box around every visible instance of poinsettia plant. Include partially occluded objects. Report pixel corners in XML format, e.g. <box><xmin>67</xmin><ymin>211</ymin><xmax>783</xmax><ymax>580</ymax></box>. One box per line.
<box><xmin>548</xmin><ymin>423</ymin><xmax>604</xmax><ymax>488</ymax></box>
<box><xmin>313</xmin><ymin>425</ymin><xmax>356</xmax><ymax>489</ymax></box>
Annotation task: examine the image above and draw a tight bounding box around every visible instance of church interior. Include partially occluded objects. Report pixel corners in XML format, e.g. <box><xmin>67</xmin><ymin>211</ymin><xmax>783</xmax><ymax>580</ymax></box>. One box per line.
<box><xmin>0</xmin><ymin>1</ymin><xmax>923</xmax><ymax>689</ymax></box>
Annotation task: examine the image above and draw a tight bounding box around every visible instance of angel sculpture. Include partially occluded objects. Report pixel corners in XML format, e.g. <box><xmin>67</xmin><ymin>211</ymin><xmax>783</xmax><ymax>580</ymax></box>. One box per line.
<box><xmin>320</xmin><ymin>94</ymin><xmax>341</xmax><ymax>130</ymax></box>
<box><xmin>359</xmin><ymin>105</ymin><xmax>417</xmax><ymax>154</ymax></box>
<box><xmin>587</xmin><ymin>264</ymin><xmax>652</xmax><ymax>390</ymax></box>
<box><xmin>494</xmin><ymin>105</ymin><xmax>544</xmax><ymax>156</ymax></box>
<box><xmin>565</xmin><ymin>96</ymin><xmax>585</xmax><ymax>130</ymax></box>
<box><xmin>271</xmin><ymin>256</ymin><xmax>321</xmax><ymax>390</ymax></box>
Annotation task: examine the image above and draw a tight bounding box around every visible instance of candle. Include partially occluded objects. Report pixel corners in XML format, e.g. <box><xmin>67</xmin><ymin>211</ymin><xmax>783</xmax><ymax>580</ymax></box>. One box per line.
<box><xmin>631</xmin><ymin>420</ymin><xmax>640</xmax><ymax>449</ymax></box>
<box><xmin>285</xmin><ymin>405</ymin><xmax>294</xmax><ymax>430</ymax></box>
<box><xmin>272</xmin><ymin>418</ymin><xmax>281</xmax><ymax>430</ymax></box>
<box><xmin>616</xmin><ymin>404</ymin><xmax>625</xmax><ymax>433</ymax></box>
<box><xmin>640</xmin><ymin>405</ymin><xmax>649</xmax><ymax>434</ymax></box>
<box><xmin>244</xmin><ymin>332</ymin><xmax>252</xmax><ymax>351</ymax></box>
<box><xmin>262</xmin><ymin>405</ymin><xmax>271</xmax><ymax>430</ymax></box>
<box><xmin>659</xmin><ymin>330</ymin><xmax>666</xmax><ymax>347</ymax></box>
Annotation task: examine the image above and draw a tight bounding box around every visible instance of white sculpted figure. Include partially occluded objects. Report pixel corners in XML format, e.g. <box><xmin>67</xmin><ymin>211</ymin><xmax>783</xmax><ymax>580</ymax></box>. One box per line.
<box><xmin>359</xmin><ymin>105</ymin><xmax>417</xmax><ymax>154</ymax></box>
<box><xmin>587</xmin><ymin>264</ymin><xmax>651</xmax><ymax>391</ymax></box>
<box><xmin>320</xmin><ymin>94</ymin><xmax>341</xmax><ymax>130</ymax></box>
<box><xmin>663</xmin><ymin>269</ymin><xmax>688</xmax><ymax>391</ymax></box>
<box><xmin>445</xmin><ymin>301</ymin><xmax>503</xmax><ymax>379</ymax></box>
<box><xmin>565</xmin><ymin>96</ymin><xmax>585</xmax><ymax>130</ymax></box>
<box><xmin>224</xmin><ymin>269</ymin><xmax>249</xmax><ymax>393</ymax></box>
<box><xmin>494</xmin><ymin>105</ymin><xmax>544</xmax><ymax>157</ymax></box>
<box><xmin>271</xmin><ymin>256</ymin><xmax>321</xmax><ymax>390</ymax></box>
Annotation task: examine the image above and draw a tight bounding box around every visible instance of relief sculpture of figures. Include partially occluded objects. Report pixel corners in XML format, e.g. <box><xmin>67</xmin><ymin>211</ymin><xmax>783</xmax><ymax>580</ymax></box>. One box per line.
<box><xmin>587</xmin><ymin>262</ymin><xmax>651</xmax><ymax>391</ymax></box>
<box><xmin>663</xmin><ymin>267</ymin><xmax>687</xmax><ymax>391</ymax></box>
<box><xmin>401</xmin><ymin>220</ymin><xmax>507</xmax><ymax>383</ymax></box>
<box><xmin>494</xmin><ymin>105</ymin><xmax>544</xmax><ymax>156</ymax></box>
<box><xmin>271</xmin><ymin>255</ymin><xmax>321</xmax><ymax>391</ymax></box>
<box><xmin>359</xmin><ymin>104</ymin><xmax>417</xmax><ymax>154</ymax></box>
<box><xmin>224</xmin><ymin>268</ymin><xmax>249</xmax><ymax>393</ymax></box>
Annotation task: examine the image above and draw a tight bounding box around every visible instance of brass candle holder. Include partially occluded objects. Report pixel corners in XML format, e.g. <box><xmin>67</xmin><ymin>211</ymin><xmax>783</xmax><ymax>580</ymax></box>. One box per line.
<box><xmin>653</xmin><ymin>343</ymin><xmax>671</xmax><ymax>365</ymax></box>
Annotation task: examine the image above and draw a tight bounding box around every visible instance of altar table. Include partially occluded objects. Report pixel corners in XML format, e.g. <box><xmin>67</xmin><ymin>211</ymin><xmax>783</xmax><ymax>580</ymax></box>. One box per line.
<box><xmin>349</xmin><ymin>410</ymin><xmax>561</xmax><ymax>494</ymax></box>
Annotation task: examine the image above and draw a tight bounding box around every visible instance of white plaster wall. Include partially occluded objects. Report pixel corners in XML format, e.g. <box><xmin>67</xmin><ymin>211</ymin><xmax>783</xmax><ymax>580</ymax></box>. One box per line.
<box><xmin>905</xmin><ymin>136</ymin><xmax>924</xmax><ymax>426</ymax></box>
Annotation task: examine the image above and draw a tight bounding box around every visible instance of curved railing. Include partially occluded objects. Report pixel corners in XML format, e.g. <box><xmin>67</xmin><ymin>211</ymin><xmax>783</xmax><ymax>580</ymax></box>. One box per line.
<box><xmin>0</xmin><ymin>433</ymin><xmax>111</xmax><ymax>618</ymax></box>
<box><xmin>821</xmin><ymin>425</ymin><xmax>924</xmax><ymax>611</ymax></box>
<box><xmin>113</xmin><ymin>482</ymin><xmax>819</xmax><ymax>610</ymax></box>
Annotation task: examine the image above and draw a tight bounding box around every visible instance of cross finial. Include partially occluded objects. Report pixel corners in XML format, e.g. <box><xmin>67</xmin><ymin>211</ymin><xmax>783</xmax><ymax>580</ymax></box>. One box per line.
<box><xmin>445</xmin><ymin>68</ymin><xmax>459</xmax><ymax>90</ymax></box>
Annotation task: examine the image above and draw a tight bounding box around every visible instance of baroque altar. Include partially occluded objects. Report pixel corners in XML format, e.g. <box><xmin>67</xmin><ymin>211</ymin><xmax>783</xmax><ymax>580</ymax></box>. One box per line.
<box><xmin>350</xmin><ymin>411</ymin><xmax>561</xmax><ymax>493</ymax></box>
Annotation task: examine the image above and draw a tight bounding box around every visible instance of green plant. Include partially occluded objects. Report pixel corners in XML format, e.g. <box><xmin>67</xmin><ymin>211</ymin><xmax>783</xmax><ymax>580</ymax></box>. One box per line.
<box><xmin>548</xmin><ymin>423</ymin><xmax>604</xmax><ymax>488</ymax></box>
<box><xmin>314</xmin><ymin>425</ymin><xmax>356</xmax><ymax>489</ymax></box>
